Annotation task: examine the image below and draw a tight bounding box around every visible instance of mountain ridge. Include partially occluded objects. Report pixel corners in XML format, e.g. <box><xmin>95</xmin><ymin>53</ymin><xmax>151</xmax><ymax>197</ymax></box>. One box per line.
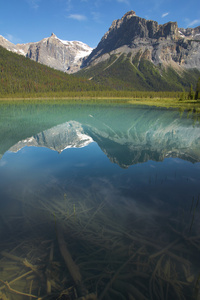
<box><xmin>83</xmin><ymin>10</ymin><xmax>200</xmax><ymax>70</ymax></box>
<box><xmin>1</xmin><ymin>11</ymin><xmax>200</xmax><ymax>74</ymax></box>
<box><xmin>0</xmin><ymin>33</ymin><xmax>93</xmax><ymax>73</ymax></box>
<box><xmin>76</xmin><ymin>11</ymin><xmax>200</xmax><ymax>91</ymax></box>
<box><xmin>1</xmin><ymin>11</ymin><xmax>200</xmax><ymax>91</ymax></box>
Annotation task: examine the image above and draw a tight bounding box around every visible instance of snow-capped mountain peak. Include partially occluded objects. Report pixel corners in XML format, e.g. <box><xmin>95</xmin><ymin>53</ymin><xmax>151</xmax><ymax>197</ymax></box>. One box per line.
<box><xmin>0</xmin><ymin>33</ymin><xmax>93</xmax><ymax>73</ymax></box>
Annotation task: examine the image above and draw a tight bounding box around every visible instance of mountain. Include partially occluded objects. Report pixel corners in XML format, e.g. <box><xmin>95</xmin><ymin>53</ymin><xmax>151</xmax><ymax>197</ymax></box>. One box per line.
<box><xmin>0</xmin><ymin>35</ymin><xmax>28</xmax><ymax>55</ymax></box>
<box><xmin>77</xmin><ymin>11</ymin><xmax>200</xmax><ymax>91</ymax></box>
<box><xmin>1</xmin><ymin>11</ymin><xmax>200</xmax><ymax>91</ymax></box>
<box><xmin>0</xmin><ymin>33</ymin><xmax>93</xmax><ymax>73</ymax></box>
<box><xmin>84</xmin><ymin>11</ymin><xmax>200</xmax><ymax>68</ymax></box>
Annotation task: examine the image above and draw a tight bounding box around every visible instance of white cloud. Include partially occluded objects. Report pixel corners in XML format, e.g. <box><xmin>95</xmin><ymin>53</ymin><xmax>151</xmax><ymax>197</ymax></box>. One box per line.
<box><xmin>162</xmin><ymin>12</ymin><xmax>169</xmax><ymax>18</ymax></box>
<box><xmin>187</xmin><ymin>19</ymin><xmax>200</xmax><ymax>27</ymax></box>
<box><xmin>68</xmin><ymin>14</ymin><xmax>87</xmax><ymax>21</ymax></box>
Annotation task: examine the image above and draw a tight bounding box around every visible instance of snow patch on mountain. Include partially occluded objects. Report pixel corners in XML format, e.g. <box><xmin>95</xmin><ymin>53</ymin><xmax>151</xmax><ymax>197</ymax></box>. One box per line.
<box><xmin>0</xmin><ymin>33</ymin><xmax>93</xmax><ymax>73</ymax></box>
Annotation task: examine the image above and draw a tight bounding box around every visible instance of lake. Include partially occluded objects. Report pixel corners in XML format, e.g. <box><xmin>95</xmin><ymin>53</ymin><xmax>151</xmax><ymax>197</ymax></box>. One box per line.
<box><xmin>0</xmin><ymin>100</ymin><xmax>200</xmax><ymax>300</ymax></box>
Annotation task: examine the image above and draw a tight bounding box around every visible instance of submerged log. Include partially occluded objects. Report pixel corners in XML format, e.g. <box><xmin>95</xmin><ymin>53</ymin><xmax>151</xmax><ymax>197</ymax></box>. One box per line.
<box><xmin>57</xmin><ymin>225</ymin><xmax>89</xmax><ymax>298</ymax></box>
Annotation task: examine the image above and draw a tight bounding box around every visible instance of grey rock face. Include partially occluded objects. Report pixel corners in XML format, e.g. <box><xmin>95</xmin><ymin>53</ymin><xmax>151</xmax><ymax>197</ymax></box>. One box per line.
<box><xmin>0</xmin><ymin>34</ymin><xmax>93</xmax><ymax>73</ymax></box>
<box><xmin>84</xmin><ymin>11</ymin><xmax>200</xmax><ymax>70</ymax></box>
<box><xmin>0</xmin><ymin>35</ymin><xmax>29</xmax><ymax>55</ymax></box>
<box><xmin>25</xmin><ymin>33</ymin><xmax>93</xmax><ymax>73</ymax></box>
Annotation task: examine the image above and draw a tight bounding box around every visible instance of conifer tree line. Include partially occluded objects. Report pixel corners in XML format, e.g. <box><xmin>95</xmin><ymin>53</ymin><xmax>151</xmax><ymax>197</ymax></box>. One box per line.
<box><xmin>185</xmin><ymin>78</ymin><xmax>200</xmax><ymax>100</ymax></box>
<box><xmin>1</xmin><ymin>45</ymin><xmax>200</xmax><ymax>99</ymax></box>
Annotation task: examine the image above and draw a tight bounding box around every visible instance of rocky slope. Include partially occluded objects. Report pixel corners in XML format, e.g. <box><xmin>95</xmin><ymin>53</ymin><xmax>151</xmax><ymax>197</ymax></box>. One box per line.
<box><xmin>76</xmin><ymin>11</ymin><xmax>200</xmax><ymax>91</ymax></box>
<box><xmin>0</xmin><ymin>33</ymin><xmax>92</xmax><ymax>73</ymax></box>
<box><xmin>84</xmin><ymin>10</ymin><xmax>200</xmax><ymax>70</ymax></box>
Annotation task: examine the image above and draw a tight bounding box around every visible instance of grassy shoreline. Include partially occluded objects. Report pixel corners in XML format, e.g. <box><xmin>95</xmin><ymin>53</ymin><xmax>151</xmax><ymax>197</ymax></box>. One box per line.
<box><xmin>0</xmin><ymin>96</ymin><xmax>200</xmax><ymax>111</ymax></box>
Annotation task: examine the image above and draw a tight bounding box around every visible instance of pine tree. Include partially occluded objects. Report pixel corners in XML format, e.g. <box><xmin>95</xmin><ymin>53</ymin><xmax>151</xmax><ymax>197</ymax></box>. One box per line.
<box><xmin>188</xmin><ymin>84</ymin><xmax>195</xmax><ymax>100</ymax></box>
<box><xmin>180</xmin><ymin>89</ymin><xmax>186</xmax><ymax>101</ymax></box>
<box><xmin>195</xmin><ymin>77</ymin><xmax>200</xmax><ymax>100</ymax></box>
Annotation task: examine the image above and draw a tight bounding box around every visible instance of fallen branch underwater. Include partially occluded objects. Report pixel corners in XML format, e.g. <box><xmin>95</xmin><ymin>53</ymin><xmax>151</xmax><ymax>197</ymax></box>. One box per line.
<box><xmin>57</xmin><ymin>225</ymin><xmax>96</xmax><ymax>299</ymax></box>
<box><xmin>0</xmin><ymin>279</ymin><xmax>39</xmax><ymax>299</ymax></box>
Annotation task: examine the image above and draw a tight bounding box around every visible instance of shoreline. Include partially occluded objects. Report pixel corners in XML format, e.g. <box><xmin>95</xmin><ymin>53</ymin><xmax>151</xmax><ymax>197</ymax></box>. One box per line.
<box><xmin>0</xmin><ymin>97</ymin><xmax>200</xmax><ymax>110</ymax></box>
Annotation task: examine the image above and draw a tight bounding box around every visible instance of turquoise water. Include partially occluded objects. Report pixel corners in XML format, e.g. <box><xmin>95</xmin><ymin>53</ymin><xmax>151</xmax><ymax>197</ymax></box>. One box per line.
<box><xmin>0</xmin><ymin>101</ymin><xmax>200</xmax><ymax>300</ymax></box>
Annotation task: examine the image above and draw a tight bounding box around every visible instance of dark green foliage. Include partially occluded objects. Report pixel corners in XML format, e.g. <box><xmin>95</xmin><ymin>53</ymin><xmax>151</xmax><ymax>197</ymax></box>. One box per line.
<box><xmin>76</xmin><ymin>52</ymin><xmax>200</xmax><ymax>92</ymax></box>
<box><xmin>132</xmin><ymin>51</ymin><xmax>142</xmax><ymax>66</ymax></box>
<box><xmin>1</xmin><ymin>44</ymin><xmax>200</xmax><ymax>98</ymax></box>
<box><xmin>179</xmin><ymin>89</ymin><xmax>187</xmax><ymax>101</ymax></box>
<box><xmin>76</xmin><ymin>55</ymin><xmax>118</xmax><ymax>79</ymax></box>
<box><xmin>0</xmin><ymin>45</ymin><xmax>102</xmax><ymax>97</ymax></box>
<box><xmin>195</xmin><ymin>77</ymin><xmax>200</xmax><ymax>99</ymax></box>
<box><xmin>188</xmin><ymin>84</ymin><xmax>195</xmax><ymax>100</ymax></box>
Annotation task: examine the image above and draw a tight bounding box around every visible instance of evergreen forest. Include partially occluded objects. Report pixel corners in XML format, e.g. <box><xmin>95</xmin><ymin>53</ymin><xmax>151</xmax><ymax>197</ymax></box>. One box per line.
<box><xmin>0</xmin><ymin>45</ymin><xmax>200</xmax><ymax>99</ymax></box>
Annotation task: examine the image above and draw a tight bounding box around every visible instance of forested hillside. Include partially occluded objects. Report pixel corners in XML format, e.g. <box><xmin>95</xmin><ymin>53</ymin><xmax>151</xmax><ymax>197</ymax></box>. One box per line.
<box><xmin>0</xmin><ymin>45</ymin><xmax>200</xmax><ymax>99</ymax></box>
<box><xmin>0</xmin><ymin>46</ymin><xmax>101</xmax><ymax>97</ymax></box>
<box><xmin>76</xmin><ymin>53</ymin><xmax>200</xmax><ymax>92</ymax></box>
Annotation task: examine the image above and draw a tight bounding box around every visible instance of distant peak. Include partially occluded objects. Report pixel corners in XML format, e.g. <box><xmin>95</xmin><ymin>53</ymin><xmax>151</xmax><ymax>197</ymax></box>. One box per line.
<box><xmin>51</xmin><ymin>33</ymin><xmax>57</xmax><ymax>38</ymax></box>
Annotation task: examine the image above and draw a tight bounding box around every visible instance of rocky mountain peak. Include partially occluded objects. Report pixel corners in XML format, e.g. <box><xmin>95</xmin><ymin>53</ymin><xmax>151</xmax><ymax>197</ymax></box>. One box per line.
<box><xmin>25</xmin><ymin>35</ymin><xmax>93</xmax><ymax>73</ymax></box>
<box><xmin>123</xmin><ymin>10</ymin><xmax>136</xmax><ymax>18</ymax></box>
<box><xmin>83</xmin><ymin>11</ymin><xmax>200</xmax><ymax>70</ymax></box>
<box><xmin>0</xmin><ymin>33</ymin><xmax>93</xmax><ymax>73</ymax></box>
<box><xmin>109</xmin><ymin>10</ymin><xmax>136</xmax><ymax>32</ymax></box>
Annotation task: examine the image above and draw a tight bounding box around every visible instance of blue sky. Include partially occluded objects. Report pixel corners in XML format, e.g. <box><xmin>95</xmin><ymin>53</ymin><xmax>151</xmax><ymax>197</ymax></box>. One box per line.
<box><xmin>1</xmin><ymin>0</ymin><xmax>200</xmax><ymax>48</ymax></box>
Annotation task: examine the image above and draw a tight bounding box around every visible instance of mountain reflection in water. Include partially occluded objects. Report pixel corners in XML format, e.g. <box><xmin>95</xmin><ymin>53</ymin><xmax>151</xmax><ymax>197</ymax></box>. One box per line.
<box><xmin>8</xmin><ymin>109</ymin><xmax>200</xmax><ymax>167</ymax></box>
<box><xmin>0</xmin><ymin>102</ymin><xmax>200</xmax><ymax>300</ymax></box>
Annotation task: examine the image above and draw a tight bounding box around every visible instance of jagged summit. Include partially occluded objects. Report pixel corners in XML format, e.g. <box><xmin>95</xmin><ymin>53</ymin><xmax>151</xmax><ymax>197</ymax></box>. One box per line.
<box><xmin>102</xmin><ymin>10</ymin><xmax>179</xmax><ymax>42</ymax></box>
<box><xmin>125</xmin><ymin>10</ymin><xmax>136</xmax><ymax>16</ymax></box>
<box><xmin>116</xmin><ymin>10</ymin><xmax>137</xmax><ymax>22</ymax></box>
<box><xmin>0</xmin><ymin>33</ymin><xmax>93</xmax><ymax>73</ymax></box>
<box><xmin>83</xmin><ymin>10</ymin><xmax>200</xmax><ymax>71</ymax></box>
<box><xmin>84</xmin><ymin>11</ymin><xmax>178</xmax><ymax>64</ymax></box>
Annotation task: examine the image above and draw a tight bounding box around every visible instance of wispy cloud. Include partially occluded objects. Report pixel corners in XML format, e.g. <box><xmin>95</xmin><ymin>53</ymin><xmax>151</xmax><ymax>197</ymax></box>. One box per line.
<box><xmin>26</xmin><ymin>0</ymin><xmax>40</xmax><ymax>10</ymax></box>
<box><xmin>162</xmin><ymin>12</ymin><xmax>169</xmax><ymax>18</ymax></box>
<box><xmin>5</xmin><ymin>33</ymin><xmax>14</xmax><ymax>42</ymax></box>
<box><xmin>187</xmin><ymin>19</ymin><xmax>200</xmax><ymax>27</ymax></box>
<box><xmin>68</xmin><ymin>14</ymin><xmax>87</xmax><ymax>21</ymax></box>
<box><xmin>5</xmin><ymin>33</ymin><xmax>21</xmax><ymax>44</ymax></box>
